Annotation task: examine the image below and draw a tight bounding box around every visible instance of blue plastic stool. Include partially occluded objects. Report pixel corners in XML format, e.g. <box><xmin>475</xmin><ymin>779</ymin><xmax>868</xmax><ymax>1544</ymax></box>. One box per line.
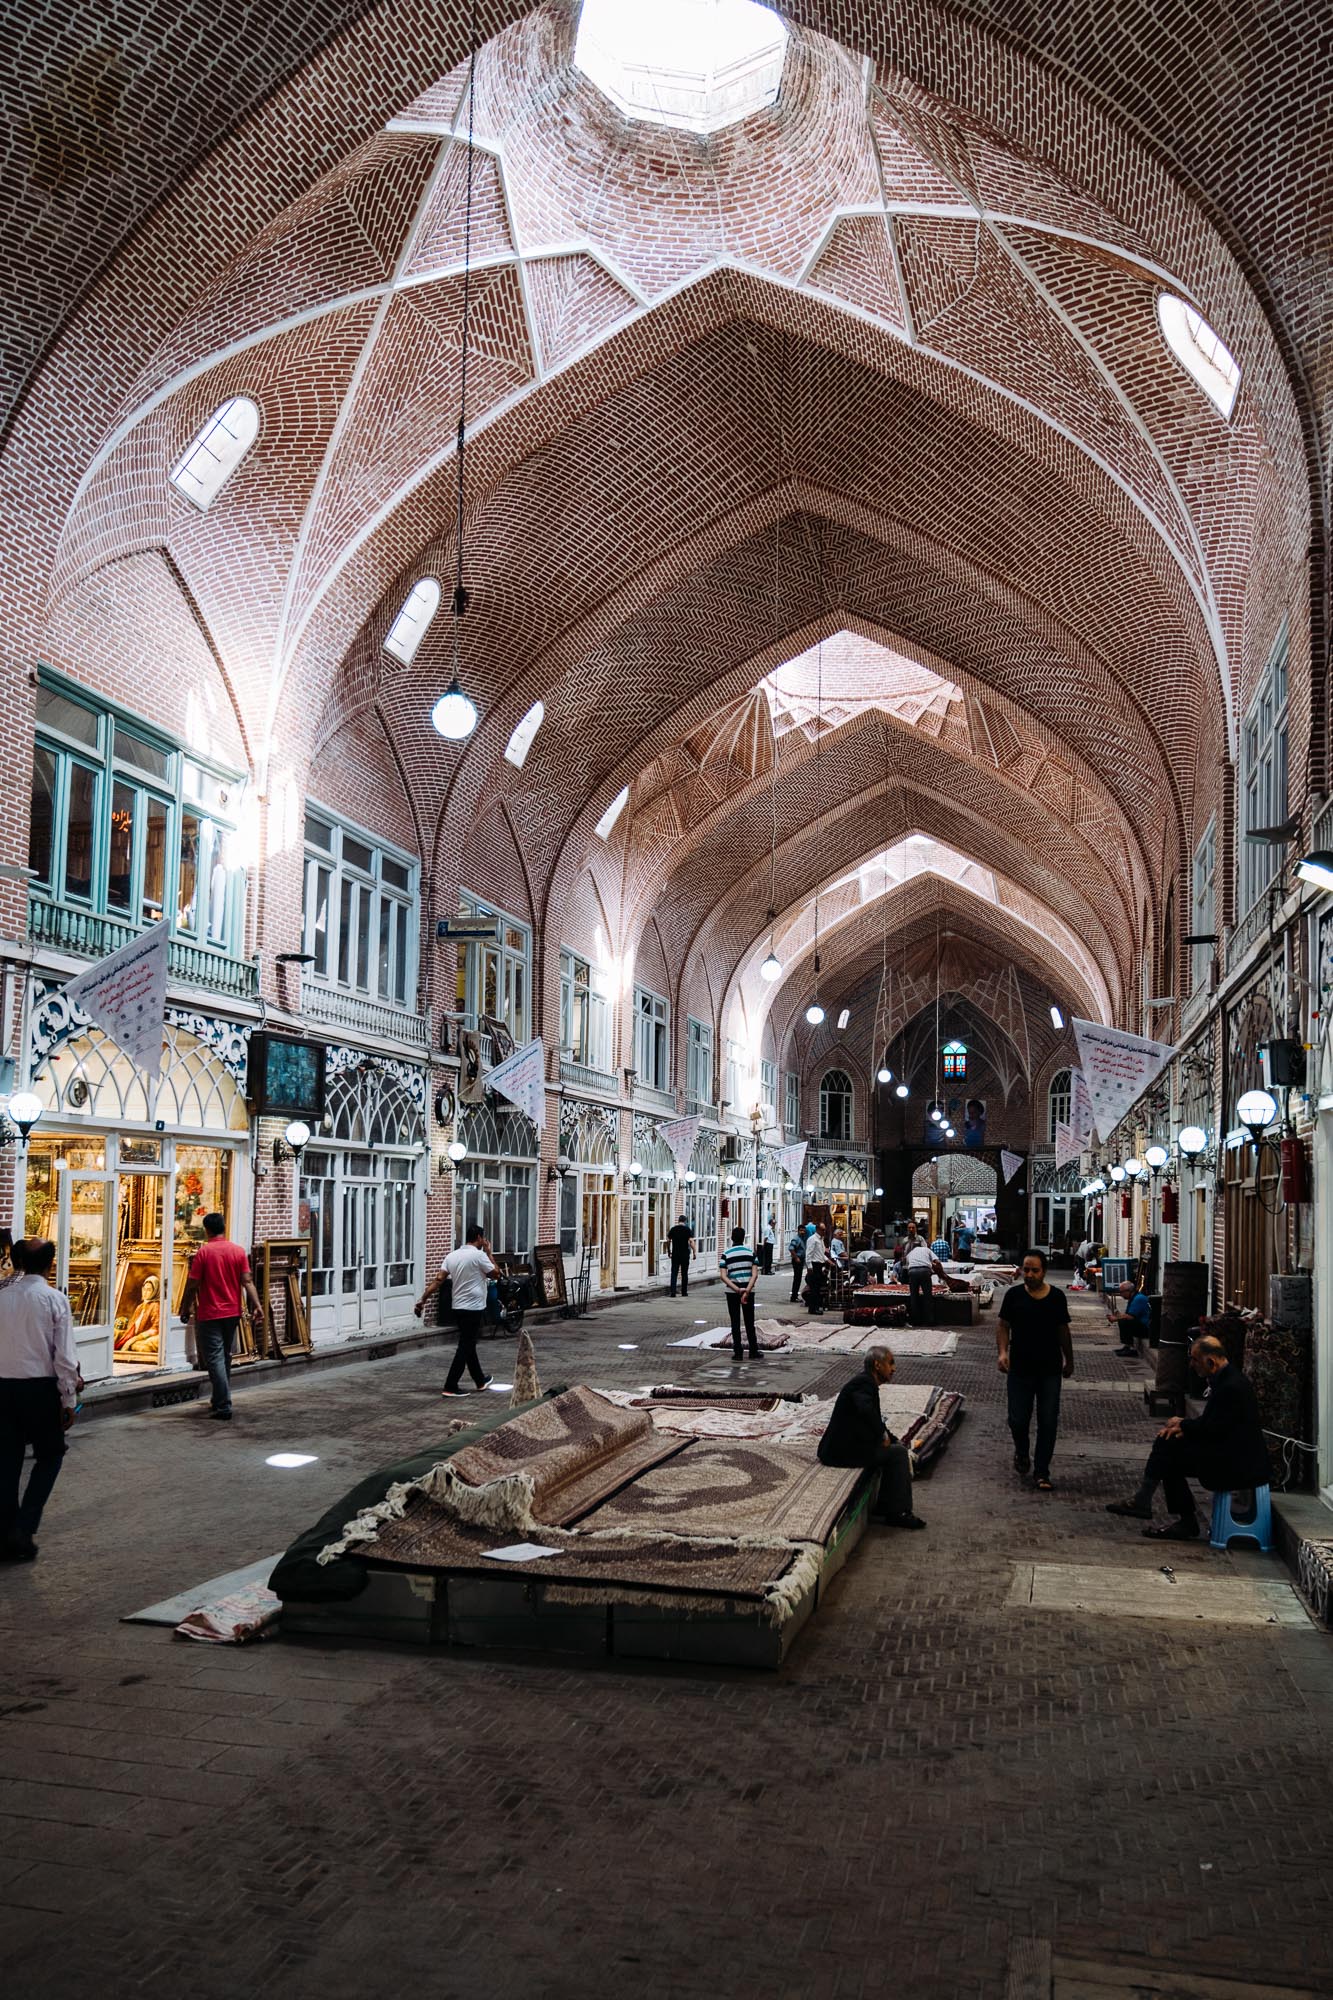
<box><xmin>1209</xmin><ymin>1485</ymin><xmax>1273</xmax><ymax>1552</ymax></box>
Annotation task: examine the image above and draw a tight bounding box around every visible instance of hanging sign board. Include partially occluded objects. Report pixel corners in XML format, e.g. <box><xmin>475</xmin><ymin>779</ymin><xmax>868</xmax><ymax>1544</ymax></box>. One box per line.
<box><xmin>1072</xmin><ymin>1019</ymin><xmax>1176</xmax><ymax>1140</ymax></box>
<box><xmin>436</xmin><ymin>919</ymin><xmax>499</xmax><ymax>941</ymax></box>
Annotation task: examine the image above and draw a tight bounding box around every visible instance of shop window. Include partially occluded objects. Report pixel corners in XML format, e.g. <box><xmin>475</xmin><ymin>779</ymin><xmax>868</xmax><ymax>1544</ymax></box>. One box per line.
<box><xmin>819</xmin><ymin>1069</ymin><xmax>853</xmax><ymax>1143</ymax></box>
<box><xmin>456</xmin><ymin>893</ymin><xmax>530</xmax><ymax>1040</ymax></box>
<box><xmin>686</xmin><ymin>1016</ymin><xmax>714</xmax><ymax>1112</ymax></box>
<box><xmin>783</xmin><ymin>1070</ymin><xmax>799</xmax><ymax>1136</ymax></box>
<box><xmin>383</xmin><ymin>577</ymin><xmax>441</xmax><ymax>665</ymax></box>
<box><xmin>1239</xmin><ymin>625</ymin><xmax>1289</xmax><ymax>913</ymax></box>
<box><xmin>1156</xmin><ymin>295</ymin><xmax>1241</xmax><ymax>420</ymax></box>
<box><xmin>1047</xmin><ymin>1069</ymin><xmax>1071</xmax><ymax>1144</ymax></box>
<box><xmin>942</xmin><ymin>1039</ymin><xmax>967</xmax><ymax>1081</ymax></box>
<box><xmin>28</xmin><ymin>674</ymin><xmax>245</xmax><ymax>955</ymax></box>
<box><xmin>560</xmin><ymin>948</ymin><xmax>611</xmax><ymax>1069</ymax></box>
<box><xmin>170</xmin><ymin>395</ymin><xmax>260</xmax><ymax>509</ymax></box>
<box><xmin>503</xmin><ymin>700</ymin><xmax>544</xmax><ymax>769</ymax></box>
<box><xmin>633</xmin><ymin>987</ymin><xmax>670</xmax><ymax>1090</ymax></box>
<box><xmin>458</xmin><ymin>1103</ymin><xmax>539</xmax><ymax>1256</ymax></box>
<box><xmin>303</xmin><ymin>808</ymin><xmax>418</xmax><ymax>1009</ymax></box>
<box><xmin>1192</xmin><ymin>818</ymin><xmax>1216</xmax><ymax>991</ymax></box>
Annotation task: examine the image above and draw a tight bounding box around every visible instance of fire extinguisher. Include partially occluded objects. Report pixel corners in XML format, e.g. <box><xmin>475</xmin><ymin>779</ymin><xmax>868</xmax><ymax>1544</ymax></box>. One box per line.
<box><xmin>1161</xmin><ymin>1182</ymin><xmax>1179</xmax><ymax>1225</ymax></box>
<box><xmin>1281</xmin><ymin>1135</ymin><xmax>1310</xmax><ymax>1203</ymax></box>
<box><xmin>1121</xmin><ymin>1191</ymin><xmax>1132</xmax><ymax>1220</ymax></box>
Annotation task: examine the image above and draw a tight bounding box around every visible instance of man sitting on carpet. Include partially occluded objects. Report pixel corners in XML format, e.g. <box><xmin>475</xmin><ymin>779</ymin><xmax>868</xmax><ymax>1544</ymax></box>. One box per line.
<box><xmin>816</xmin><ymin>1346</ymin><xmax>926</xmax><ymax>1530</ymax></box>
<box><xmin>1106</xmin><ymin>1334</ymin><xmax>1271</xmax><ymax>1540</ymax></box>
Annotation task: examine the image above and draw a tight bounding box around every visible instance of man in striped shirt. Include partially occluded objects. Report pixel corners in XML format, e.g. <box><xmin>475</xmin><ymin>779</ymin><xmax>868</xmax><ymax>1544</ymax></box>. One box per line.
<box><xmin>719</xmin><ymin>1226</ymin><xmax>760</xmax><ymax>1361</ymax></box>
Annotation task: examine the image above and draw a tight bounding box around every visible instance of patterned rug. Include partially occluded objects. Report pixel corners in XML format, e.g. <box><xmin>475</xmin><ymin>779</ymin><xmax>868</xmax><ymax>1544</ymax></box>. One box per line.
<box><xmin>364</xmin><ymin>1508</ymin><xmax>803</xmax><ymax>1602</ymax></box>
<box><xmin>578</xmin><ymin>1436</ymin><xmax>862</xmax><ymax>1544</ymax></box>
<box><xmin>592</xmin><ymin>1389</ymin><xmax>832</xmax><ymax>1443</ymax></box>
<box><xmin>447</xmin><ymin>1386</ymin><xmax>688</xmax><ymax>1526</ymax></box>
<box><xmin>668</xmin><ymin>1321</ymin><xmax>958</xmax><ymax>1357</ymax></box>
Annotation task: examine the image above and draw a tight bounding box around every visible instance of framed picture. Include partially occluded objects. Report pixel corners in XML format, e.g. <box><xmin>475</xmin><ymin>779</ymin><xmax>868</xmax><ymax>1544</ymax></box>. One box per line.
<box><xmin>532</xmin><ymin>1243</ymin><xmax>567</xmax><ymax>1308</ymax></box>
<box><xmin>248</xmin><ymin>1032</ymin><xmax>328</xmax><ymax>1117</ymax></box>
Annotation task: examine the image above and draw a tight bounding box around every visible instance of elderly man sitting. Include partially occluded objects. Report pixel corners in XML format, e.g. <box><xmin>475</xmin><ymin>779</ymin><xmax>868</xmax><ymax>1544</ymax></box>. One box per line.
<box><xmin>817</xmin><ymin>1345</ymin><xmax>926</xmax><ymax>1530</ymax></box>
<box><xmin>1107</xmin><ymin>1334</ymin><xmax>1271</xmax><ymax>1540</ymax></box>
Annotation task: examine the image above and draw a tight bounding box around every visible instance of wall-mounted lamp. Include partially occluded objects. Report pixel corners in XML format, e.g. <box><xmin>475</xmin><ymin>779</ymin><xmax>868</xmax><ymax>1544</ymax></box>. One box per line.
<box><xmin>1237</xmin><ymin>1089</ymin><xmax>1279</xmax><ymax>1146</ymax></box>
<box><xmin>1144</xmin><ymin>1144</ymin><xmax>1169</xmax><ymax>1176</ymax></box>
<box><xmin>446</xmin><ymin>1138</ymin><xmax>469</xmax><ymax>1165</ymax></box>
<box><xmin>1109</xmin><ymin>1165</ymin><xmax>1126</xmax><ymax>1185</ymax></box>
<box><xmin>874</xmin><ymin>1184</ymin><xmax>884</xmax><ymax>1197</ymax></box>
<box><xmin>1123</xmin><ymin>1155</ymin><xmax>1143</xmax><ymax>1178</ymax></box>
<box><xmin>624</xmin><ymin>1159</ymin><xmax>643</xmax><ymax>1187</ymax></box>
<box><xmin>1</xmin><ymin>1090</ymin><xmax>43</xmax><ymax>1146</ymax></box>
<box><xmin>684</xmin><ymin>1169</ymin><xmax>696</xmax><ymax>1184</ymax></box>
<box><xmin>547</xmin><ymin>1151</ymin><xmax>573</xmax><ymax>1183</ymax></box>
<box><xmin>1297</xmin><ymin>850</ymin><xmax>1333</xmax><ymax>893</ymax></box>
<box><xmin>273</xmin><ymin>1119</ymin><xmax>311</xmax><ymax>1166</ymax></box>
<box><xmin>1177</xmin><ymin>1125</ymin><xmax>1209</xmax><ymax>1162</ymax></box>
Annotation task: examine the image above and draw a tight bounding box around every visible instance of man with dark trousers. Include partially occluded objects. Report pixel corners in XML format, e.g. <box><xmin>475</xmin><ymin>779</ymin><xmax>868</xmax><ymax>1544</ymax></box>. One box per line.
<box><xmin>666</xmin><ymin>1214</ymin><xmax>695</xmax><ymax>1297</ymax></box>
<box><xmin>787</xmin><ymin>1224</ymin><xmax>806</xmax><ymax>1302</ymax></box>
<box><xmin>719</xmin><ymin>1225</ymin><xmax>759</xmax><ymax>1360</ymax></box>
<box><xmin>1107</xmin><ymin>1334</ymin><xmax>1271</xmax><ymax>1540</ymax></box>
<box><xmin>817</xmin><ymin>1346</ymin><xmax>925</xmax><ymax>1528</ymax></box>
<box><xmin>0</xmin><ymin>1238</ymin><xmax>80</xmax><ymax>1561</ymax></box>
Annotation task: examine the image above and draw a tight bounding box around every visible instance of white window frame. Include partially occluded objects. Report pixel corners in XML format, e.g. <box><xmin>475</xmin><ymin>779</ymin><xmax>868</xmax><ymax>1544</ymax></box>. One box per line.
<box><xmin>1156</xmin><ymin>294</ymin><xmax>1241</xmax><ymax>420</ymax></box>
<box><xmin>723</xmin><ymin>1038</ymin><xmax>744</xmax><ymax>1114</ymax></box>
<box><xmin>559</xmin><ymin>949</ymin><xmax>611</xmax><ymax>1070</ymax></box>
<box><xmin>170</xmin><ymin>396</ymin><xmax>260</xmax><ymax>509</ymax></box>
<box><xmin>686</xmin><ymin>1016</ymin><xmax>714</xmax><ymax>1113</ymax></box>
<box><xmin>303</xmin><ymin>806</ymin><xmax>419</xmax><ymax>1009</ymax></box>
<box><xmin>1192</xmin><ymin>818</ymin><xmax>1217</xmax><ymax>991</ymax></box>
<box><xmin>760</xmin><ymin>1058</ymin><xmax>778</xmax><ymax>1125</ymax></box>
<box><xmin>783</xmin><ymin>1070</ymin><xmax>799</xmax><ymax>1137</ymax></box>
<box><xmin>1239</xmin><ymin>626</ymin><xmax>1289</xmax><ymax>914</ymax></box>
<box><xmin>457</xmin><ymin>894</ymin><xmax>531</xmax><ymax>1041</ymax></box>
<box><xmin>1047</xmin><ymin>1068</ymin><xmax>1072</xmax><ymax>1144</ymax></box>
<box><xmin>633</xmin><ymin>986</ymin><xmax>670</xmax><ymax>1090</ymax></box>
<box><xmin>819</xmin><ymin>1069</ymin><xmax>853</xmax><ymax>1143</ymax></box>
<box><xmin>383</xmin><ymin>578</ymin><xmax>441</xmax><ymax>665</ymax></box>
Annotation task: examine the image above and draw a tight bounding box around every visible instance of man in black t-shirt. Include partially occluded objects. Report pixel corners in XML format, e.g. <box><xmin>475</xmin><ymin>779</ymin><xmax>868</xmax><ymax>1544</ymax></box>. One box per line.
<box><xmin>997</xmin><ymin>1250</ymin><xmax>1074</xmax><ymax>1490</ymax></box>
<box><xmin>666</xmin><ymin>1216</ymin><xmax>695</xmax><ymax>1298</ymax></box>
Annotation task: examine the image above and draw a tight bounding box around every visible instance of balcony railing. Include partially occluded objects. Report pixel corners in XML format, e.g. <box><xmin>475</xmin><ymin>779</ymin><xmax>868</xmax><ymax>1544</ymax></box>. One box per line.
<box><xmin>633</xmin><ymin>1081</ymin><xmax>679</xmax><ymax>1115</ymax></box>
<box><xmin>302</xmin><ymin>981</ymin><xmax>428</xmax><ymax>1049</ymax></box>
<box><xmin>560</xmin><ymin>1056</ymin><xmax>619</xmax><ymax>1096</ymax></box>
<box><xmin>28</xmin><ymin>898</ymin><xmax>259</xmax><ymax>1000</ymax></box>
<box><xmin>686</xmin><ymin>1096</ymin><xmax>717</xmax><ymax>1120</ymax></box>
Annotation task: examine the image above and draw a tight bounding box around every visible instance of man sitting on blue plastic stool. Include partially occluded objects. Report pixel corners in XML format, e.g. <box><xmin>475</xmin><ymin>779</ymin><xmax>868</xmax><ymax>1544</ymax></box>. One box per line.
<box><xmin>1110</xmin><ymin>1279</ymin><xmax>1152</xmax><ymax>1358</ymax></box>
<box><xmin>1106</xmin><ymin>1335</ymin><xmax>1271</xmax><ymax>1541</ymax></box>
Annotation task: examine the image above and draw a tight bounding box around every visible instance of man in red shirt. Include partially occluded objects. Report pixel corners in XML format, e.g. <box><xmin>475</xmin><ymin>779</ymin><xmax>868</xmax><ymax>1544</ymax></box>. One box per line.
<box><xmin>180</xmin><ymin>1214</ymin><xmax>264</xmax><ymax>1422</ymax></box>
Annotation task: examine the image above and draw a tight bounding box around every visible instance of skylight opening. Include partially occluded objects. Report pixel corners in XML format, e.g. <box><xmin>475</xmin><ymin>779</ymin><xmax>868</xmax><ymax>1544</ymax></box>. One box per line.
<box><xmin>383</xmin><ymin>577</ymin><xmax>441</xmax><ymax>665</ymax></box>
<box><xmin>594</xmin><ymin>784</ymin><xmax>630</xmax><ymax>840</ymax></box>
<box><xmin>1157</xmin><ymin>293</ymin><xmax>1241</xmax><ymax>419</ymax></box>
<box><xmin>503</xmin><ymin>699</ymin><xmax>545</xmax><ymax>769</ymax></box>
<box><xmin>170</xmin><ymin>396</ymin><xmax>260</xmax><ymax>510</ymax></box>
<box><xmin>836</xmin><ymin>1007</ymin><xmax>850</xmax><ymax>1029</ymax></box>
<box><xmin>574</xmin><ymin>0</ymin><xmax>788</xmax><ymax>136</ymax></box>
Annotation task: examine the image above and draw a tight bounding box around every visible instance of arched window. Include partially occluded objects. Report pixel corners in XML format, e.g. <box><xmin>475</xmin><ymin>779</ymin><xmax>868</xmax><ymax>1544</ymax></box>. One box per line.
<box><xmin>594</xmin><ymin>784</ymin><xmax>629</xmax><ymax>840</ymax></box>
<box><xmin>819</xmin><ymin>1068</ymin><xmax>852</xmax><ymax>1142</ymax></box>
<box><xmin>170</xmin><ymin>396</ymin><xmax>260</xmax><ymax>509</ymax></box>
<box><xmin>384</xmin><ymin>578</ymin><xmax>441</xmax><ymax>665</ymax></box>
<box><xmin>1156</xmin><ymin>294</ymin><xmax>1241</xmax><ymax>419</ymax></box>
<box><xmin>942</xmin><ymin>1039</ymin><xmax>967</xmax><ymax>1080</ymax></box>
<box><xmin>504</xmin><ymin>700</ymin><xmax>544</xmax><ymax>769</ymax></box>
<box><xmin>1161</xmin><ymin>882</ymin><xmax>1175</xmax><ymax>994</ymax></box>
<box><xmin>1048</xmin><ymin>1068</ymin><xmax>1071</xmax><ymax>1144</ymax></box>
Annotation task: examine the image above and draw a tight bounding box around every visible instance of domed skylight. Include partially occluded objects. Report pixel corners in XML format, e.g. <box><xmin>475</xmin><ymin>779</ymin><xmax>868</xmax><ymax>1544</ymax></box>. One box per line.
<box><xmin>574</xmin><ymin>0</ymin><xmax>788</xmax><ymax>135</ymax></box>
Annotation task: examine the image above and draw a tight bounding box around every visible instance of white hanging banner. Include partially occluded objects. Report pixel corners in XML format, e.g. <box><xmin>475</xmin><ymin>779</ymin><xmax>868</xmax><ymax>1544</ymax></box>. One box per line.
<box><xmin>1070</xmin><ymin>1067</ymin><xmax>1094</xmax><ymax>1147</ymax></box>
<box><xmin>659</xmin><ymin>1115</ymin><xmax>701</xmax><ymax>1177</ymax></box>
<box><xmin>1072</xmin><ymin>1019</ymin><xmax>1176</xmax><ymax>1141</ymax></box>
<box><xmin>1054</xmin><ymin>1119</ymin><xmax>1081</xmax><ymax>1169</ymax></box>
<box><xmin>778</xmin><ymin>1141</ymin><xmax>808</xmax><ymax>1184</ymax></box>
<box><xmin>1000</xmin><ymin>1148</ymin><xmax>1024</xmax><ymax>1185</ymax></box>
<box><xmin>484</xmin><ymin>1037</ymin><xmax>547</xmax><ymax>1132</ymax></box>
<box><xmin>61</xmin><ymin>920</ymin><xmax>170</xmax><ymax>1081</ymax></box>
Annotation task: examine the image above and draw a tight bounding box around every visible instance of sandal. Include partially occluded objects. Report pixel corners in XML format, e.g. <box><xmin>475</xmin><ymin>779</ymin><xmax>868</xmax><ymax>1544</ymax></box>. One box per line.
<box><xmin>1034</xmin><ymin>1475</ymin><xmax>1054</xmax><ymax>1492</ymax></box>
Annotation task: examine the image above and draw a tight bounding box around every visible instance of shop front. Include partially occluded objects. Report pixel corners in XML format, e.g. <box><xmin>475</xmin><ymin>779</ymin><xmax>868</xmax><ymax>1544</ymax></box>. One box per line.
<box><xmin>1030</xmin><ymin>1157</ymin><xmax>1088</xmax><ymax>1264</ymax></box>
<box><xmin>809</xmin><ymin>1155</ymin><xmax>869</xmax><ymax>1242</ymax></box>
<box><xmin>621</xmin><ymin>1119</ymin><xmax>676</xmax><ymax>1284</ymax></box>
<box><xmin>299</xmin><ymin>1050</ymin><xmax>426</xmax><ymax>1342</ymax></box>
<box><xmin>681</xmin><ymin>1129</ymin><xmax>720</xmax><ymax>1267</ymax></box>
<box><xmin>454</xmin><ymin>1100</ymin><xmax>538</xmax><ymax>1259</ymax></box>
<box><xmin>558</xmin><ymin>1101</ymin><xmax>619</xmax><ymax>1291</ymax></box>
<box><xmin>19</xmin><ymin>993</ymin><xmax>251</xmax><ymax>1383</ymax></box>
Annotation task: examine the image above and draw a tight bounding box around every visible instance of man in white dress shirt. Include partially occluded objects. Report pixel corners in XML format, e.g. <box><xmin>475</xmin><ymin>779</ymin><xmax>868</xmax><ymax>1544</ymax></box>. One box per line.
<box><xmin>0</xmin><ymin>1238</ymin><xmax>80</xmax><ymax>1562</ymax></box>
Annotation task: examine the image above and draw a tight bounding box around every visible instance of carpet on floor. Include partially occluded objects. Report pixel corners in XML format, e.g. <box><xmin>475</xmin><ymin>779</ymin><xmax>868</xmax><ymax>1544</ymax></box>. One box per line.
<box><xmin>578</xmin><ymin>1435</ymin><xmax>860</xmax><ymax>1543</ymax></box>
<box><xmin>668</xmin><ymin>1321</ymin><xmax>958</xmax><ymax>1357</ymax></box>
<box><xmin>446</xmin><ymin>1384</ymin><xmax>690</xmax><ymax>1526</ymax></box>
<box><xmin>364</xmin><ymin>1508</ymin><xmax>805</xmax><ymax>1602</ymax></box>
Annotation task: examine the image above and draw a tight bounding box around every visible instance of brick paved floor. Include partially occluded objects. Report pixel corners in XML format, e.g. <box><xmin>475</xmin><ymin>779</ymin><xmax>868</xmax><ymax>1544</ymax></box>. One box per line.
<box><xmin>3</xmin><ymin>1278</ymin><xmax>1332</xmax><ymax>1999</ymax></box>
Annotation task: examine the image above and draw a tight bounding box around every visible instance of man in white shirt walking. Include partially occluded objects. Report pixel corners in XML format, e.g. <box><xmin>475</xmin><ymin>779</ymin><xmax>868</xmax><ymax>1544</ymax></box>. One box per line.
<box><xmin>0</xmin><ymin>1238</ymin><xmax>81</xmax><ymax>1562</ymax></box>
<box><xmin>415</xmin><ymin>1223</ymin><xmax>502</xmax><ymax>1397</ymax></box>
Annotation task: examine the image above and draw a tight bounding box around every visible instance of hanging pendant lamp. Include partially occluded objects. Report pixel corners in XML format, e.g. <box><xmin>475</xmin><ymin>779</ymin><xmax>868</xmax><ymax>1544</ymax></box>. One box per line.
<box><xmin>432</xmin><ymin>12</ymin><xmax>481</xmax><ymax>743</ymax></box>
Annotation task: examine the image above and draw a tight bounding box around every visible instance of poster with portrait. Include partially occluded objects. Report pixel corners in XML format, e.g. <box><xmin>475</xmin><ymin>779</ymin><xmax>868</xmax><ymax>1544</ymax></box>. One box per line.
<box><xmin>963</xmin><ymin>1098</ymin><xmax>987</xmax><ymax>1147</ymax></box>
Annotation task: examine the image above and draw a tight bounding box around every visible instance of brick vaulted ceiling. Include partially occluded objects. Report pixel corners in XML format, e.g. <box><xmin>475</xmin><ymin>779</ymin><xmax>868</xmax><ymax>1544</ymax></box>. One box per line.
<box><xmin>2</xmin><ymin>0</ymin><xmax>1323</xmax><ymax>1062</ymax></box>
